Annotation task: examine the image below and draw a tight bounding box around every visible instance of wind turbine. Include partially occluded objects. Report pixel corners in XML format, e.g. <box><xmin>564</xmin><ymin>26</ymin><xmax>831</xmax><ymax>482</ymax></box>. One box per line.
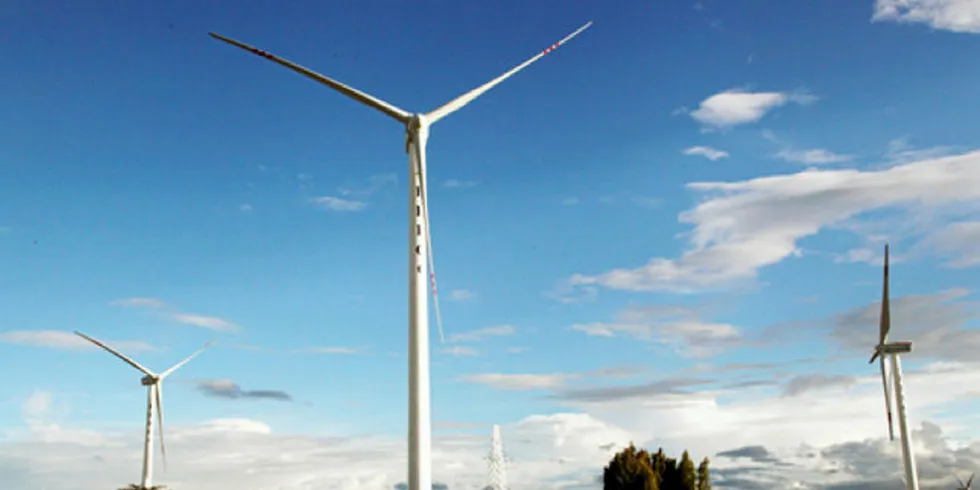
<box><xmin>957</xmin><ymin>474</ymin><xmax>974</xmax><ymax>490</ymax></box>
<box><xmin>75</xmin><ymin>331</ymin><xmax>211</xmax><ymax>490</ymax></box>
<box><xmin>867</xmin><ymin>245</ymin><xmax>919</xmax><ymax>490</ymax></box>
<box><xmin>208</xmin><ymin>21</ymin><xmax>592</xmax><ymax>490</ymax></box>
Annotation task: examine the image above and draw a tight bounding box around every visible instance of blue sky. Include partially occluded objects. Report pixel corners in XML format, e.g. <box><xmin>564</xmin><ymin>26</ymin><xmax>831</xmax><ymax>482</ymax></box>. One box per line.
<box><xmin>2</xmin><ymin>1</ymin><xmax>980</xmax><ymax>489</ymax></box>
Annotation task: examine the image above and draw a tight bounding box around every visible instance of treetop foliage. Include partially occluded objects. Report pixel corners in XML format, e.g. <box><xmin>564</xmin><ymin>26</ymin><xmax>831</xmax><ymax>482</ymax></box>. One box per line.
<box><xmin>603</xmin><ymin>443</ymin><xmax>711</xmax><ymax>490</ymax></box>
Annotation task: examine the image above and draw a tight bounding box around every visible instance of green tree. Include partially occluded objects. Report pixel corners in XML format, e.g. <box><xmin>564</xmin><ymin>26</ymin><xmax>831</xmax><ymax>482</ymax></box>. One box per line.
<box><xmin>603</xmin><ymin>443</ymin><xmax>659</xmax><ymax>490</ymax></box>
<box><xmin>696</xmin><ymin>457</ymin><xmax>711</xmax><ymax>490</ymax></box>
<box><xmin>678</xmin><ymin>451</ymin><xmax>697</xmax><ymax>490</ymax></box>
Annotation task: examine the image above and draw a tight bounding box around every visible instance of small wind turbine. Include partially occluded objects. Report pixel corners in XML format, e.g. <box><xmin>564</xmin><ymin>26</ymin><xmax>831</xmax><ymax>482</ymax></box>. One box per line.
<box><xmin>208</xmin><ymin>21</ymin><xmax>591</xmax><ymax>490</ymax></box>
<box><xmin>75</xmin><ymin>331</ymin><xmax>211</xmax><ymax>490</ymax></box>
<box><xmin>957</xmin><ymin>474</ymin><xmax>974</xmax><ymax>490</ymax></box>
<box><xmin>867</xmin><ymin>245</ymin><xmax>919</xmax><ymax>490</ymax></box>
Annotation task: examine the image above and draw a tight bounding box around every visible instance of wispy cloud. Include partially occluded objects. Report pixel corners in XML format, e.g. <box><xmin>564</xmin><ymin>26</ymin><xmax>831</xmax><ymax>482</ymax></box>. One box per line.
<box><xmin>447</xmin><ymin>289</ymin><xmax>475</xmax><ymax>302</ymax></box>
<box><xmin>775</xmin><ymin>148</ymin><xmax>853</xmax><ymax>165</ymax></box>
<box><xmin>170</xmin><ymin>314</ymin><xmax>239</xmax><ymax>332</ymax></box>
<box><xmin>682</xmin><ymin>146</ymin><xmax>730</xmax><ymax>161</ymax></box>
<box><xmin>239</xmin><ymin>204</ymin><xmax>253</xmax><ymax>212</ymax></box>
<box><xmin>443</xmin><ymin>179</ymin><xmax>477</xmax><ymax>189</ymax></box>
<box><xmin>0</xmin><ymin>330</ymin><xmax>154</xmax><ymax>352</ymax></box>
<box><xmin>196</xmin><ymin>379</ymin><xmax>292</xmax><ymax>402</ymax></box>
<box><xmin>448</xmin><ymin>325</ymin><xmax>515</xmax><ymax>343</ymax></box>
<box><xmin>571</xmin><ymin>305</ymin><xmax>743</xmax><ymax>358</ymax></box>
<box><xmin>112</xmin><ymin>297</ymin><xmax>241</xmax><ymax>332</ymax></box>
<box><xmin>309</xmin><ymin>196</ymin><xmax>367</xmax><ymax>212</ymax></box>
<box><xmin>441</xmin><ymin>345</ymin><xmax>479</xmax><ymax>357</ymax></box>
<box><xmin>561</xmin><ymin>197</ymin><xmax>580</xmax><ymax>206</ymax></box>
<box><xmin>312</xmin><ymin>173</ymin><xmax>396</xmax><ymax>212</ymax></box>
<box><xmin>763</xmin><ymin>130</ymin><xmax>852</xmax><ymax>165</ymax></box>
<box><xmin>301</xmin><ymin>346</ymin><xmax>361</xmax><ymax>355</ymax></box>
<box><xmin>566</xmin><ymin>149</ymin><xmax>980</xmax><ymax>294</ymax></box>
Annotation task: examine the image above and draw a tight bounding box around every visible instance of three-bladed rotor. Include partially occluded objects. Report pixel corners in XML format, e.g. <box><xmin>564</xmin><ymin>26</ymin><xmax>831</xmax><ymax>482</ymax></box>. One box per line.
<box><xmin>74</xmin><ymin>331</ymin><xmax>211</xmax><ymax>474</ymax></box>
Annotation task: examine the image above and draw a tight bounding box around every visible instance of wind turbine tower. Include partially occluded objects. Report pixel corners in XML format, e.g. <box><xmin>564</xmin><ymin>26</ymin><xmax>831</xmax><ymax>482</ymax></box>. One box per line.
<box><xmin>208</xmin><ymin>21</ymin><xmax>591</xmax><ymax>490</ymax></box>
<box><xmin>75</xmin><ymin>331</ymin><xmax>211</xmax><ymax>490</ymax></box>
<box><xmin>487</xmin><ymin>424</ymin><xmax>508</xmax><ymax>490</ymax></box>
<box><xmin>868</xmin><ymin>245</ymin><xmax>919</xmax><ymax>490</ymax></box>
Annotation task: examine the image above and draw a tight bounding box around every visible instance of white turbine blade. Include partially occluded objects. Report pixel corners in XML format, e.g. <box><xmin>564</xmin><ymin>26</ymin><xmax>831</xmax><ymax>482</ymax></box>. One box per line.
<box><xmin>208</xmin><ymin>32</ymin><xmax>412</xmax><ymax>124</ymax></box>
<box><xmin>424</xmin><ymin>21</ymin><xmax>592</xmax><ymax>125</ymax></box>
<box><xmin>420</xmin><ymin>175</ymin><xmax>445</xmax><ymax>344</ymax></box>
<box><xmin>74</xmin><ymin>331</ymin><xmax>154</xmax><ymax>376</ymax></box>
<box><xmin>880</xmin><ymin>244</ymin><xmax>891</xmax><ymax>345</ymax></box>
<box><xmin>968</xmin><ymin>474</ymin><xmax>974</xmax><ymax>487</ymax></box>
<box><xmin>958</xmin><ymin>477</ymin><xmax>965</xmax><ymax>488</ymax></box>
<box><xmin>879</xmin><ymin>356</ymin><xmax>895</xmax><ymax>441</ymax></box>
<box><xmin>155</xmin><ymin>383</ymin><xmax>166</xmax><ymax>471</ymax></box>
<box><xmin>160</xmin><ymin>341</ymin><xmax>212</xmax><ymax>379</ymax></box>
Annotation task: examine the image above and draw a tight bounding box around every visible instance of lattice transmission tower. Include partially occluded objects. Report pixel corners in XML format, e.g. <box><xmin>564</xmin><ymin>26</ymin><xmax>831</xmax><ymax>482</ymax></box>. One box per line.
<box><xmin>486</xmin><ymin>424</ymin><xmax>509</xmax><ymax>490</ymax></box>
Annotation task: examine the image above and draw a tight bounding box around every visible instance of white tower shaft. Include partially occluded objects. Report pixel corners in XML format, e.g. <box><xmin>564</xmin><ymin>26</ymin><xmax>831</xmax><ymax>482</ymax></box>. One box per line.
<box><xmin>142</xmin><ymin>385</ymin><xmax>156</xmax><ymax>489</ymax></box>
<box><xmin>890</xmin><ymin>353</ymin><xmax>919</xmax><ymax>490</ymax></box>
<box><xmin>408</xmin><ymin>128</ymin><xmax>432</xmax><ymax>490</ymax></box>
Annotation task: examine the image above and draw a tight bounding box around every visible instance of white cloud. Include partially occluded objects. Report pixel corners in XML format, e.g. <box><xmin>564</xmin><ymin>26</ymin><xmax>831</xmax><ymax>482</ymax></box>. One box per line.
<box><xmin>171</xmin><ymin>313</ymin><xmax>239</xmax><ymax>332</ymax></box>
<box><xmin>567</xmin><ymin>149</ymin><xmax>980</xmax><ymax>293</ymax></box>
<box><xmin>239</xmin><ymin>204</ymin><xmax>253</xmax><ymax>212</ymax></box>
<box><xmin>873</xmin><ymin>0</ymin><xmax>980</xmax><ymax>33</ymax></box>
<box><xmin>561</xmin><ymin>197</ymin><xmax>580</xmax><ymax>206</ymax></box>
<box><xmin>301</xmin><ymin>346</ymin><xmax>361</xmax><ymax>355</ymax></box>
<box><xmin>884</xmin><ymin>137</ymin><xmax>959</xmax><ymax>165</ymax></box>
<box><xmin>5</xmin><ymin>353</ymin><xmax>980</xmax><ymax>489</ymax></box>
<box><xmin>447</xmin><ymin>289</ymin><xmax>475</xmax><ymax>302</ymax></box>
<box><xmin>111</xmin><ymin>297</ymin><xmax>166</xmax><ymax>309</ymax></box>
<box><xmin>928</xmin><ymin>221</ymin><xmax>980</xmax><ymax>268</ymax></box>
<box><xmin>443</xmin><ymin>179</ymin><xmax>477</xmax><ymax>189</ymax></box>
<box><xmin>460</xmin><ymin>373</ymin><xmax>573</xmax><ymax>390</ymax></box>
<box><xmin>448</xmin><ymin>325</ymin><xmax>516</xmax><ymax>343</ymax></box>
<box><xmin>21</xmin><ymin>391</ymin><xmax>52</xmax><ymax>419</ymax></box>
<box><xmin>112</xmin><ymin>298</ymin><xmax>241</xmax><ymax>332</ymax></box>
<box><xmin>441</xmin><ymin>345</ymin><xmax>479</xmax><ymax>357</ymax></box>
<box><xmin>687</xmin><ymin>88</ymin><xmax>817</xmax><ymax>129</ymax></box>
<box><xmin>309</xmin><ymin>196</ymin><xmax>367</xmax><ymax>212</ymax></box>
<box><xmin>571</xmin><ymin>305</ymin><xmax>743</xmax><ymax>358</ymax></box>
<box><xmin>0</xmin><ymin>330</ymin><xmax>154</xmax><ymax>352</ymax></box>
<box><xmin>775</xmin><ymin>148</ymin><xmax>853</xmax><ymax>165</ymax></box>
<box><xmin>683</xmin><ymin>146</ymin><xmax>730</xmax><ymax>161</ymax></box>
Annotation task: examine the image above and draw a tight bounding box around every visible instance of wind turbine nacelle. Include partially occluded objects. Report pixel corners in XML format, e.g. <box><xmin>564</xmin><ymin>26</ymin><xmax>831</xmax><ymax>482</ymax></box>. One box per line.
<box><xmin>878</xmin><ymin>341</ymin><xmax>913</xmax><ymax>355</ymax></box>
<box><xmin>141</xmin><ymin>375</ymin><xmax>158</xmax><ymax>386</ymax></box>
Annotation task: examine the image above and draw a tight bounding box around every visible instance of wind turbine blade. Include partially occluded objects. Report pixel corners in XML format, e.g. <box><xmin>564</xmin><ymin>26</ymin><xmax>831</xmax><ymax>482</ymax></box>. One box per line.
<box><xmin>879</xmin><ymin>244</ymin><xmax>890</xmax><ymax>346</ymax></box>
<box><xmin>879</xmin><ymin>356</ymin><xmax>895</xmax><ymax>441</ymax></box>
<box><xmin>160</xmin><ymin>341</ymin><xmax>212</xmax><ymax>379</ymax></box>
<box><xmin>208</xmin><ymin>33</ymin><xmax>412</xmax><ymax>124</ymax></box>
<box><xmin>957</xmin><ymin>477</ymin><xmax>965</xmax><ymax>487</ymax></box>
<box><xmin>424</xmin><ymin>21</ymin><xmax>592</xmax><ymax>125</ymax></box>
<box><xmin>421</xmin><ymin>180</ymin><xmax>445</xmax><ymax>344</ymax></box>
<box><xmin>155</xmin><ymin>383</ymin><xmax>166</xmax><ymax>471</ymax></box>
<box><xmin>74</xmin><ymin>331</ymin><xmax>154</xmax><ymax>376</ymax></box>
<box><xmin>968</xmin><ymin>473</ymin><xmax>974</xmax><ymax>487</ymax></box>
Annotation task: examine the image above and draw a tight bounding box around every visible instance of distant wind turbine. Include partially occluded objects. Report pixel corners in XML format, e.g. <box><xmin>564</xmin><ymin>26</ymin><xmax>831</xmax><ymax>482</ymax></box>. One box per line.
<box><xmin>208</xmin><ymin>21</ymin><xmax>592</xmax><ymax>490</ymax></box>
<box><xmin>867</xmin><ymin>245</ymin><xmax>919</xmax><ymax>490</ymax></box>
<box><xmin>75</xmin><ymin>331</ymin><xmax>211</xmax><ymax>490</ymax></box>
<box><xmin>957</xmin><ymin>473</ymin><xmax>974</xmax><ymax>490</ymax></box>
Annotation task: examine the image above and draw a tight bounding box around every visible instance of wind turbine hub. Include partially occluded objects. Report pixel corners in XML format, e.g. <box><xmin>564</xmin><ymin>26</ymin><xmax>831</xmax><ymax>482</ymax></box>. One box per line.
<box><xmin>140</xmin><ymin>375</ymin><xmax>158</xmax><ymax>386</ymax></box>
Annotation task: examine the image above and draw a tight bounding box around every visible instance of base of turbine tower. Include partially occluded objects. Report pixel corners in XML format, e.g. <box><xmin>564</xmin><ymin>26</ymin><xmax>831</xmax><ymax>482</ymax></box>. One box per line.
<box><xmin>117</xmin><ymin>484</ymin><xmax>168</xmax><ymax>490</ymax></box>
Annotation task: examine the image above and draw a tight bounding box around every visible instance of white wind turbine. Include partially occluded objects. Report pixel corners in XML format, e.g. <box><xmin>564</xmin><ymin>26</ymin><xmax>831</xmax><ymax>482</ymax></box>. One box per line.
<box><xmin>208</xmin><ymin>21</ymin><xmax>592</xmax><ymax>490</ymax></box>
<box><xmin>957</xmin><ymin>474</ymin><xmax>974</xmax><ymax>490</ymax></box>
<box><xmin>75</xmin><ymin>331</ymin><xmax>211</xmax><ymax>490</ymax></box>
<box><xmin>867</xmin><ymin>245</ymin><xmax>919</xmax><ymax>490</ymax></box>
